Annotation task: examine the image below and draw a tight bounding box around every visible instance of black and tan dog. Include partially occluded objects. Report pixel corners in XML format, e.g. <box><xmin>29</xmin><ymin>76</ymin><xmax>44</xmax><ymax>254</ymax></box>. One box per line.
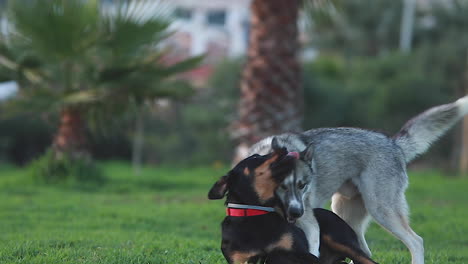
<box><xmin>208</xmin><ymin>147</ymin><xmax>378</xmax><ymax>264</ymax></box>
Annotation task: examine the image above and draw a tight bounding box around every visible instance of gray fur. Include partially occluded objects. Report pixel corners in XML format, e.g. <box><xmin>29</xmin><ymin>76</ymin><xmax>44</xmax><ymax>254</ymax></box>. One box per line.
<box><xmin>394</xmin><ymin>98</ymin><xmax>465</xmax><ymax>162</ymax></box>
<box><xmin>248</xmin><ymin>95</ymin><xmax>468</xmax><ymax>264</ymax></box>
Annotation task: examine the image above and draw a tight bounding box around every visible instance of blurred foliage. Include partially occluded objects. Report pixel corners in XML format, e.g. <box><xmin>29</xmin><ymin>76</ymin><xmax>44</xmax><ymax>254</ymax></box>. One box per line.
<box><xmin>0</xmin><ymin>58</ymin><xmax>244</xmax><ymax>166</ymax></box>
<box><xmin>0</xmin><ymin>115</ymin><xmax>53</xmax><ymax>165</ymax></box>
<box><xmin>28</xmin><ymin>149</ymin><xmax>104</xmax><ymax>185</ymax></box>
<box><xmin>0</xmin><ymin>0</ymin><xmax>200</xmax><ymax>121</ymax></box>
<box><xmin>139</xmin><ymin>59</ymin><xmax>243</xmax><ymax>165</ymax></box>
<box><xmin>0</xmin><ymin>113</ymin><xmax>133</xmax><ymax>166</ymax></box>
<box><xmin>304</xmin><ymin>0</ymin><xmax>402</xmax><ymax>57</ymax></box>
<box><xmin>0</xmin><ymin>0</ymin><xmax>200</xmax><ymax>178</ymax></box>
<box><xmin>302</xmin><ymin>51</ymin><xmax>454</xmax><ymax>132</ymax></box>
<box><xmin>417</xmin><ymin>0</ymin><xmax>468</xmax><ymax>97</ymax></box>
<box><xmin>302</xmin><ymin>55</ymin><xmax>351</xmax><ymax>128</ymax></box>
<box><xmin>90</xmin><ymin>130</ymin><xmax>132</xmax><ymax>161</ymax></box>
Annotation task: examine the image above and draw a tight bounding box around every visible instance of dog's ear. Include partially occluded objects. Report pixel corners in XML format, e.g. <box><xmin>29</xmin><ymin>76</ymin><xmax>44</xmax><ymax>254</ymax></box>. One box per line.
<box><xmin>208</xmin><ymin>175</ymin><xmax>229</xmax><ymax>199</ymax></box>
<box><xmin>271</xmin><ymin>137</ymin><xmax>281</xmax><ymax>151</ymax></box>
<box><xmin>300</xmin><ymin>144</ymin><xmax>314</xmax><ymax>161</ymax></box>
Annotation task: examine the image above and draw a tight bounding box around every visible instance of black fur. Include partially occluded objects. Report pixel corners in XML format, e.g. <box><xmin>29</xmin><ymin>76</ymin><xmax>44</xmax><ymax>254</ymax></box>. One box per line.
<box><xmin>209</xmin><ymin>150</ymin><xmax>378</xmax><ymax>264</ymax></box>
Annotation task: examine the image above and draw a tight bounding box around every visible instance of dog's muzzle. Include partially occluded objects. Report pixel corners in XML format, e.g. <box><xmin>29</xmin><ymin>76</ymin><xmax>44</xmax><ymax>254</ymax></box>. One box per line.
<box><xmin>287</xmin><ymin>206</ymin><xmax>303</xmax><ymax>223</ymax></box>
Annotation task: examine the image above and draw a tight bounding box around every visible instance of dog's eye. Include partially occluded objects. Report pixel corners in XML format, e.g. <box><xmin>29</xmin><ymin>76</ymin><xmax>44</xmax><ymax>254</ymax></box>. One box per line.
<box><xmin>298</xmin><ymin>182</ymin><xmax>307</xmax><ymax>189</ymax></box>
<box><xmin>280</xmin><ymin>184</ymin><xmax>288</xmax><ymax>190</ymax></box>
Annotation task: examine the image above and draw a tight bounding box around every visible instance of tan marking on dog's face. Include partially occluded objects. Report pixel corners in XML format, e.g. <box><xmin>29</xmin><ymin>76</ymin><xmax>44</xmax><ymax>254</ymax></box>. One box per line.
<box><xmin>243</xmin><ymin>167</ymin><xmax>250</xmax><ymax>176</ymax></box>
<box><xmin>230</xmin><ymin>250</ymin><xmax>259</xmax><ymax>264</ymax></box>
<box><xmin>322</xmin><ymin>235</ymin><xmax>375</xmax><ymax>264</ymax></box>
<box><xmin>253</xmin><ymin>154</ymin><xmax>280</xmax><ymax>201</ymax></box>
<box><xmin>266</xmin><ymin>233</ymin><xmax>293</xmax><ymax>252</ymax></box>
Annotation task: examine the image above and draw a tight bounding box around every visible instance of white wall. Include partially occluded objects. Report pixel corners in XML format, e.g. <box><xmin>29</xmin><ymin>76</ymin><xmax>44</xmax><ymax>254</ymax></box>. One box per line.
<box><xmin>167</xmin><ymin>0</ymin><xmax>251</xmax><ymax>58</ymax></box>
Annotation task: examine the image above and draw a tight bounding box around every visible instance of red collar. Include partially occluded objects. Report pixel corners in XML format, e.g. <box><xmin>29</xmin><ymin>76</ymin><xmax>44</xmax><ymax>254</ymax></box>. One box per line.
<box><xmin>226</xmin><ymin>203</ymin><xmax>275</xmax><ymax>217</ymax></box>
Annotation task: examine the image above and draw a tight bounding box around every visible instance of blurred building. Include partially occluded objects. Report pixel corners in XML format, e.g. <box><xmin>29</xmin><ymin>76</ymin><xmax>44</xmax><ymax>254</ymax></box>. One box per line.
<box><xmin>167</xmin><ymin>0</ymin><xmax>251</xmax><ymax>60</ymax></box>
<box><xmin>100</xmin><ymin>0</ymin><xmax>251</xmax><ymax>84</ymax></box>
<box><xmin>0</xmin><ymin>0</ymin><xmax>7</xmax><ymax>35</ymax></box>
<box><xmin>101</xmin><ymin>0</ymin><xmax>250</xmax><ymax>60</ymax></box>
<box><xmin>162</xmin><ymin>0</ymin><xmax>251</xmax><ymax>84</ymax></box>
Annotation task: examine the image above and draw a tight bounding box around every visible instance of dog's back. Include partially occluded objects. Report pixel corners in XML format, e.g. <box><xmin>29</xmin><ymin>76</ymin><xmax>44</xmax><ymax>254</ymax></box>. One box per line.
<box><xmin>304</xmin><ymin>128</ymin><xmax>407</xmax><ymax>198</ymax></box>
<box><xmin>252</xmin><ymin>129</ymin><xmax>407</xmax><ymax>200</ymax></box>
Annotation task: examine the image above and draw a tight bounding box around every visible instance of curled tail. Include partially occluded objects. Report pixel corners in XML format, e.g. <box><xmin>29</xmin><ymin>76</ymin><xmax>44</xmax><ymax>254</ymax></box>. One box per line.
<box><xmin>394</xmin><ymin>95</ymin><xmax>468</xmax><ymax>163</ymax></box>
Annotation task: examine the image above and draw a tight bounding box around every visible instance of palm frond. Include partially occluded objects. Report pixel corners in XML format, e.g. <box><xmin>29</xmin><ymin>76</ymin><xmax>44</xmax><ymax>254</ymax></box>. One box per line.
<box><xmin>8</xmin><ymin>0</ymin><xmax>100</xmax><ymax>61</ymax></box>
<box><xmin>99</xmin><ymin>0</ymin><xmax>171</xmax><ymax>64</ymax></box>
<box><xmin>61</xmin><ymin>89</ymin><xmax>102</xmax><ymax>105</ymax></box>
<box><xmin>0</xmin><ymin>0</ymin><xmax>198</xmax><ymax>127</ymax></box>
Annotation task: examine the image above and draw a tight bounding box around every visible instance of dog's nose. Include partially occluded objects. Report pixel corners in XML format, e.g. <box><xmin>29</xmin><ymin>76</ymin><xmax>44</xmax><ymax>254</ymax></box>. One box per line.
<box><xmin>288</xmin><ymin>206</ymin><xmax>304</xmax><ymax>219</ymax></box>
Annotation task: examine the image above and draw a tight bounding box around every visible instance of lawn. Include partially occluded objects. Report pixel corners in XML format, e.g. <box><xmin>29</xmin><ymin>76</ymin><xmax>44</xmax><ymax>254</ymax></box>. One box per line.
<box><xmin>0</xmin><ymin>162</ymin><xmax>467</xmax><ymax>264</ymax></box>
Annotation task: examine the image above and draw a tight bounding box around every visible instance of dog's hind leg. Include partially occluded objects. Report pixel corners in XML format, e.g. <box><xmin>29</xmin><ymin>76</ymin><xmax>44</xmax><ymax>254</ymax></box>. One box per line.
<box><xmin>374</xmin><ymin>206</ymin><xmax>423</xmax><ymax>264</ymax></box>
<box><xmin>331</xmin><ymin>193</ymin><xmax>372</xmax><ymax>257</ymax></box>
<box><xmin>361</xmin><ymin>179</ymin><xmax>424</xmax><ymax>264</ymax></box>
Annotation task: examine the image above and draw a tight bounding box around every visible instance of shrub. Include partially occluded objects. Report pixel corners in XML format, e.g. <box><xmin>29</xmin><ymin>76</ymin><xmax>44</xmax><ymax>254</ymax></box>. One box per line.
<box><xmin>303</xmin><ymin>52</ymin><xmax>455</xmax><ymax>132</ymax></box>
<box><xmin>137</xmin><ymin>59</ymin><xmax>243</xmax><ymax>165</ymax></box>
<box><xmin>28</xmin><ymin>149</ymin><xmax>105</xmax><ymax>185</ymax></box>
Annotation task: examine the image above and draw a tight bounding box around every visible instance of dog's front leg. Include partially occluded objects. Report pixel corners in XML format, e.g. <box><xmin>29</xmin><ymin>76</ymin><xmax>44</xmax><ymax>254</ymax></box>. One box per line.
<box><xmin>295</xmin><ymin>209</ymin><xmax>320</xmax><ymax>257</ymax></box>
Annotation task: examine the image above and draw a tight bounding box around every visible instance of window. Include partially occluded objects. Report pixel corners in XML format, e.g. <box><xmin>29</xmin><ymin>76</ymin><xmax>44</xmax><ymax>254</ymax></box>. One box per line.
<box><xmin>206</xmin><ymin>10</ymin><xmax>226</xmax><ymax>26</ymax></box>
<box><xmin>173</xmin><ymin>7</ymin><xmax>192</xmax><ymax>21</ymax></box>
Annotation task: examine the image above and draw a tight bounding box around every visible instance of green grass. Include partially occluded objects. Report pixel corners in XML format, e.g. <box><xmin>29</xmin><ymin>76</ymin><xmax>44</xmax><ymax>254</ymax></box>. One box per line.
<box><xmin>0</xmin><ymin>163</ymin><xmax>467</xmax><ymax>263</ymax></box>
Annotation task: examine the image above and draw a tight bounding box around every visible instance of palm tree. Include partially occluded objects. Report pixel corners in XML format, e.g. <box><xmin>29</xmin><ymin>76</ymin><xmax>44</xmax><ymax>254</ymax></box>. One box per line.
<box><xmin>0</xmin><ymin>0</ymin><xmax>199</xmax><ymax>161</ymax></box>
<box><xmin>232</xmin><ymin>0</ymin><xmax>302</xmax><ymax>161</ymax></box>
<box><xmin>461</xmin><ymin>90</ymin><xmax>468</xmax><ymax>174</ymax></box>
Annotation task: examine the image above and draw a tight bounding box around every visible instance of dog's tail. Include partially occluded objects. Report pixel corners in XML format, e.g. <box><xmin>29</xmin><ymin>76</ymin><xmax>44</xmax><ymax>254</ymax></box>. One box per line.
<box><xmin>393</xmin><ymin>95</ymin><xmax>468</xmax><ymax>163</ymax></box>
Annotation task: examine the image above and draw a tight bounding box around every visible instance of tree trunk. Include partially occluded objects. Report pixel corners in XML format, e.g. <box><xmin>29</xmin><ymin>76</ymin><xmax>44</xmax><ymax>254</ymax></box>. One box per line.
<box><xmin>455</xmin><ymin>53</ymin><xmax>468</xmax><ymax>175</ymax></box>
<box><xmin>132</xmin><ymin>108</ymin><xmax>145</xmax><ymax>176</ymax></box>
<box><xmin>459</xmin><ymin>53</ymin><xmax>468</xmax><ymax>175</ymax></box>
<box><xmin>52</xmin><ymin>107</ymin><xmax>88</xmax><ymax>159</ymax></box>
<box><xmin>232</xmin><ymin>0</ymin><xmax>302</xmax><ymax>162</ymax></box>
<box><xmin>460</xmin><ymin>115</ymin><xmax>468</xmax><ymax>175</ymax></box>
<box><xmin>399</xmin><ymin>0</ymin><xmax>416</xmax><ymax>53</ymax></box>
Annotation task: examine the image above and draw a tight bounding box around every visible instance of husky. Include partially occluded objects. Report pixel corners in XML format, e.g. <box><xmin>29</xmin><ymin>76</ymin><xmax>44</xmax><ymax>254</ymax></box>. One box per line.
<box><xmin>248</xmin><ymin>95</ymin><xmax>468</xmax><ymax>264</ymax></box>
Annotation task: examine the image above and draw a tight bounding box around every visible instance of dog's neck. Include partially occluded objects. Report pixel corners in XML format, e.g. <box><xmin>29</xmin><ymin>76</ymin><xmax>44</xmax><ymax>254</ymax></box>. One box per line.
<box><xmin>226</xmin><ymin>203</ymin><xmax>275</xmax><ymax>217</ymax></box>
<box><xmin>226</xmin><ymin>191</ymin><xmax>277</xmax><ymax>208</ymax></box>
<box><xmin>225</xmin><ymin>192</ymin><xmax>286</xmax><ymax>220</ymax></box>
